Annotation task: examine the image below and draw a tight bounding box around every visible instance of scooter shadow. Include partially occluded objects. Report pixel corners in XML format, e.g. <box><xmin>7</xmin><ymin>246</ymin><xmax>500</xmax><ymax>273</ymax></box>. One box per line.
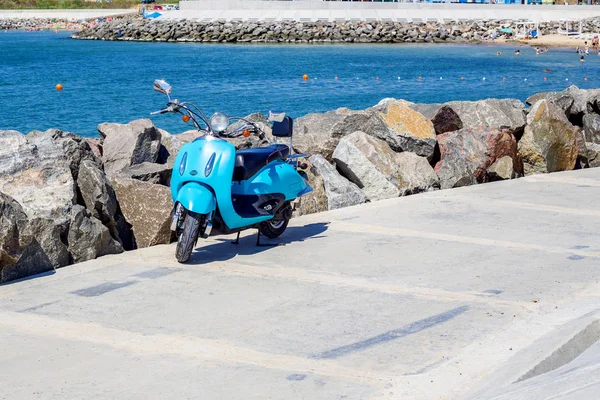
<box><xmin>187</xmin><ymin>222</ymin><xmax>329</xmax><ymax>265</ymax></box>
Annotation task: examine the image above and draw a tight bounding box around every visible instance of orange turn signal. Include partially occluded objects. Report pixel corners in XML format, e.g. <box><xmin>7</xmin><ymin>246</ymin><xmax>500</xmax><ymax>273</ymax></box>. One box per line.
<box><xmin>182</xmin><ymin>115</ymin><xmax>190</xmax><ymax>123</ymax></box>
<box><xmin>243</xmin><ymin>129</ymin><xmax>251</xmax><ymax>137</ymax></box>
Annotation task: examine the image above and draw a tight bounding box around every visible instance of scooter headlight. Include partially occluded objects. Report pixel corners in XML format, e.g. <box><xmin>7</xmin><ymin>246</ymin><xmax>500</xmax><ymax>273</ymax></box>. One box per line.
<box><xmin>179</xmin><ymin>152</ymin><xmax>188</xmax><ymax>175</ymax></box>
<box><xmin>210</xmin><ymin>112</ymin><xmax>229</xmax><ymax>133</ymax></box>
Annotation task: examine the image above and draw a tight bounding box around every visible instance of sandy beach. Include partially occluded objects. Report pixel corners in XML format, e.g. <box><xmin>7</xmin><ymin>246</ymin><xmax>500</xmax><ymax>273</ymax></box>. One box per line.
<box><xmin>514</xmin><ymin>33</ymin><xmax>600</xmax><ymax>49</ymax></box>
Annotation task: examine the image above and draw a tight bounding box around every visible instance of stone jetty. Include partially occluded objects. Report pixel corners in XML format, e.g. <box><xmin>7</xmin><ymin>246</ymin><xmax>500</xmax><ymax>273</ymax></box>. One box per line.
<box><xmin>2</xmin><ymin>86</ymin><xmax>600</xmax><ymax>283</ymax></box>
<box><xmin>68</xmin><ymin>17</ymin><xmax>600</xmax><ymax>43</ymax></box>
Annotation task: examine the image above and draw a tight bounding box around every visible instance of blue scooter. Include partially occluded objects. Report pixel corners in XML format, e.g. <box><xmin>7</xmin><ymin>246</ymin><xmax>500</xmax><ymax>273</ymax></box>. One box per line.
<box><xmin>151</xmin><ymin>80</ymin><xmax>313</xmax><ymax>263</ymax></box>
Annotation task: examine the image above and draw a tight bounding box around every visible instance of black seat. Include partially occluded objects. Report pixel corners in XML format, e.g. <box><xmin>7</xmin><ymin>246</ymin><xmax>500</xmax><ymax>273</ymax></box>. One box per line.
<box><xmin>232</xmin><ymin>144</ymin><xmax>290</xmax><ymax>182</ymax></box>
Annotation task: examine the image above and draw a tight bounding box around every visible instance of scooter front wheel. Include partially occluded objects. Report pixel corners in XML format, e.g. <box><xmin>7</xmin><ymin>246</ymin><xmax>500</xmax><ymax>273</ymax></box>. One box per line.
<box><xmin>175</xmin><ymin>211</ymin><xmax>202</xmax><ymax>263</ymax></box>
<box><xmin>259</xmin><ymin>218</ymin><xmax>289</xmax><ymax>239</ymax></box>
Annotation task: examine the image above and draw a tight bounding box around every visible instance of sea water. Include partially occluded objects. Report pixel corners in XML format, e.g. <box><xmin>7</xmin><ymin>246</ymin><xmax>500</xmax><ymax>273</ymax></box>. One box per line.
<box><xmin>0</xmin><ymin>30</ymin><xmax>598</xmax><ymax>137</ymax></box>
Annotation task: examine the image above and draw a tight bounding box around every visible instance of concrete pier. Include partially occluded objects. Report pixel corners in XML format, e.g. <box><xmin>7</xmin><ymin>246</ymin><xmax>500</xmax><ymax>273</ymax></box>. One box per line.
<box><xmin>1</xmin><ymin>168</ymin><xmax>600</xmax><ymax>399</ymax></box>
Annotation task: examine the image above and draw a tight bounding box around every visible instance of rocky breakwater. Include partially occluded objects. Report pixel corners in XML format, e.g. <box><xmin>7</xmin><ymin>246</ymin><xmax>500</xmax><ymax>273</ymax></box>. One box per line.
<box><xmin>2</xmin><ymin>87</ymin><xmax>600</xmax><ymax>283</ymax></box>
<box><xmin>71</xmin><ymin>17</ymin><xmax>600</xmax><ymax>44</ymax></box>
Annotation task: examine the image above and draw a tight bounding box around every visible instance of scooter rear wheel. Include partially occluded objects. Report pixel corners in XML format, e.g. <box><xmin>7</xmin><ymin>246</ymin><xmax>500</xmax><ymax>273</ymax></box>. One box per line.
<box><xmin>259</xmin><ymin>218</ymin><xmax>289</xmax><ymax>239</ymax></box>
<box><xmin>175</xmin><ymin>211</ymin><xmax>201</xmax><ymax>263</ymax></box>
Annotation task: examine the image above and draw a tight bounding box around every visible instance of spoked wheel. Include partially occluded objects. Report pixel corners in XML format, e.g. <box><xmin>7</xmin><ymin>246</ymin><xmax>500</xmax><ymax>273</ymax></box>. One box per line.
<box><xmin>259</xmin><ymin>217</ymin><xmax>289</xmax><ymax>239</ymax></box>
<box><xmin>175</xmin><ymin>211</ymin><xmax>202</xmax><ymax>263</ymax></box>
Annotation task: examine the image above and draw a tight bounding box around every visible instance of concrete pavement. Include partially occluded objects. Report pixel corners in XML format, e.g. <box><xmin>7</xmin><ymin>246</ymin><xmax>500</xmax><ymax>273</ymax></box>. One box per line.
<box><xmin>1</xmin><ymin>168</ymin><xmax>600</xmax><ymax>399</ymax></box>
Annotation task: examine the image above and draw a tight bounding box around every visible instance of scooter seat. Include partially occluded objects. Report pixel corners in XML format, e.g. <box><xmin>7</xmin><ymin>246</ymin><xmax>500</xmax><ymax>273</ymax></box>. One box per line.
<box><xmin>233</xmin><ymin>144</ymin><xmax>290</xmax><ymax>182</ymax></box>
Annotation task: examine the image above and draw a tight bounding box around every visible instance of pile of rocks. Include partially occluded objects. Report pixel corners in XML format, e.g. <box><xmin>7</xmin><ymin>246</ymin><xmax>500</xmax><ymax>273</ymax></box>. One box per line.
<box><xmin>70</xmin><ymin>17</ymin><xmax>600</xmax><ymax>43</ymax></box>
<box><xmin>294</xmin><ymin>86</ymin><xmax>600</xmax><ymax>215</ymax></box>
<box><xmin>2</xmin><ymin>86</ymin><xmax>599</xmax><ymax>283</ymax></box>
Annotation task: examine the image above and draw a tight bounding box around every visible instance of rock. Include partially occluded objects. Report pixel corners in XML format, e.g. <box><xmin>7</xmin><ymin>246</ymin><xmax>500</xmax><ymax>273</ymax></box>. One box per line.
<box><xmin>0</xmin><ymin>192</ymin><xmax>54</xmax><ymax>283</ymax></box>
<box><xmin>526</xmin><ymin>92</ymin><xmax>553</xmax><ymax>106</ymax></box>
<box><xmin>293</xmin><ymin>109</ymin><xmax>370</xmax><ymax>160</ymax></box>
<box><xmin>431</xmin><ymin>106</ymin><xmax>463</xmax><ymax>135</ymax></box>
<box><xmin>118</xmin><ymin>162</ymin><xmax>172</xmax><ymax>186</ymax></box>
<box><xmin>487</xmin><ymin>156</ymin><xmax>518</xmax><ymax>181</ymax></box>
<box><xmin>27</xmin><ymin>129</ymin><xmax>102</xmax><ymax>181</ymax></box>
<box><xmin>409</xmin><ymin>103</ymin><xmax>442</xmax><ymax>120</ymax></box>
<box><xmin>22</xmin><ymin>218</ymin><xmax>71</xmax><ymax>268</ymax></box>
<box><xmin>77</xmin><ymin>160</ymin><xmax>122</xmax><ymax>241</ymax></box>
<box><xmin>157</xmin><ymin>129</ymin><xmax>197</xmax><ymax>165</ymax></box>
<box><xmin>295</xmin><ymin>167</ymin><xmax>328</xmax><ymax>216</ymax></box>
<box><xmin>444</xmin><ymin>99</ymin><xmax>526</xmax><ymax>135</ymax></box>
<box><xmin>586</xmin><ymin>143</ymin><xmax>600</xmax><ymax>168</ymax></box>
<box><xmin>86</xmin><ymin>138</ymin><xmax>103</xmax><ymax>158</ymax></box>
<box><xmin>67</xmin><ymin>205</ymin><xmax>123</xmax><ymax>263</ymax></box>
<box><xmin>583</xmin><ymin>113</ymin><xmax>600</xmax><ymax>144</ymax></box>
<box><xmin>435</xmin><ymin>126</ymin><xmax>522</xmax><ymax>189</ymax></box>
<box><xmin>364</xmin><ymin>100</ymin><xmax>437</xmax><ymax>161</ymax></box>
<box><xmin>0</xmin><ymin>130</ymin><xmax>76</xmax><ymax>223</ymax></box>
<box><xmin>111</xmin><ymin>177</ymin><xmax>174</xmax><ymax>248</ymax></box>
<box><xmin>393</xmin><ymin>152</ymin><xmax>441</xmax><ymax>196</ymax></box>
<box><xmin>333</xmin><ymin>131</ymin><xmax>438</xmax><ymax>201</ymax></box>
<box><xmin>308</xmin><ymin>154</ymin><xmax>366</xmax><ymax>210</ymax></box>
<box><xmin>518</xmin><ymin>100</ymin><xmax>578</xmax><ymax>175</ymax></box>
<box><xmin>98</xmin><ymin>119</ymin><xmax>162</xmax><ymax>176</ymax></box>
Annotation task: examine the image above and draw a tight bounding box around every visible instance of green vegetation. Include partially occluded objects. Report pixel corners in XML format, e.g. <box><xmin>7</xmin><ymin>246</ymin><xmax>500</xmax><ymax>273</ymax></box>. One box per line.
<box><xmin>0</xmin><ymin>0</ymin><xmax>150</xmax><ymax>9</ymax></box>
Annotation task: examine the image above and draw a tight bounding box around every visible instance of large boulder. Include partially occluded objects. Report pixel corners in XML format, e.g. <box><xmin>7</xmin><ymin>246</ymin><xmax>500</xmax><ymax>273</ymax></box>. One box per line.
<box><xmin>28</xmin><ymin>129</ymin><xmax>102</xmax><ymax>181</ymax></box>
<box><xmin>295</xmin><ymin>167</ymin><xmax>328</xmax><ymax>217</ymax></box>
<box><xmin>22</xmin><ymin>218</ymin><xmax>71</xmax><ymax>268</ymax></box>
<box><xmin>98</xmin><ymin>119</ymin><xmax>162</xmax><ymax>176</ymax></box>
<box><xmin>333</xmin><ymin>131</ymin><xmax>438</xmax><ymax>201</ymax></box>
<box><xmin>364</xmin><ymin>100</ymin><xmax>437</xmax><ymax>161</ymax></box>
<box><xmin>293</xmin><ymin>109</ymin><xmax>370</xmax><ymax>160</ymax></box>
<box><xmin>111</xmin><ymin>177</ymin><xmax>174</xmax><ymax>248</ymax></box>
<box><xmin>527</xmin><ymin>87</ymin><xmax>600</xmax><ymax>123</ymax></box>
<box><xmin>518</xmin><ymin>100</ymin><xmax>578</xmax><ymax>176</ymax></box>
<box><xmin>77</xmin><ymin>159</ymin><xmax>122</xmax><ymax>241</ymax></box>
<box><xmin>434</xmin><ymin>126</ymin><xmax>522</xmax><ymax>189</ymax></box>
<box><xmin>67</xmin><ymin>205</ymin><xmax>123</xmax><ymax>263</ymax></box>
<box><xmin>444</xmin><ymin>99</ymin><xmax>526</xmax><ymax>135</ymax></box>
<box><xmin>0</xmin><ymin>130</ymin><xmax>76</xmax><ymax>223</ymax></box>
<box><xmin>308</xmin><ymin>155</ymin><xmax>366</xmax><ymax>210</ymax></box>
<box><xmin>0</xmin><ymin>193</ymin><xmax>54</xmax><ymax>283</ymax></box>
<box><xmin>118</xmin><ymin>162</ymin><xmax>172</xmax><ymax>186</ymax></box>
<box><xmin>583</xmin><ymin>113</ymin><xmax>600</xmax><ymax>144</ymax></box>
<box><xmin>431</xmin><ymin>106</ymin><xmax>463</xmax><ymax>135</ymax></box>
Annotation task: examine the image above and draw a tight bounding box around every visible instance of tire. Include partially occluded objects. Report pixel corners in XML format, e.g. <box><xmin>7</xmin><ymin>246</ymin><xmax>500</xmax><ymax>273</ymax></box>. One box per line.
<box><xmin>175</xmin><ymin>211</ymin><xmax>202</xmax><ymax>263</ymax></box>
<box><xmin>259</xmin><ymin>218</ymin><xmax>289</xmax><ymax>239</ymax></box>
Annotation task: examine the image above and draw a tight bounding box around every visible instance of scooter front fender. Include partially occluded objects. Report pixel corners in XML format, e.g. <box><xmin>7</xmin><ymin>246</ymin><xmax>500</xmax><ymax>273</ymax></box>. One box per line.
<box><xmin>176</xmin><ymin>182</ymin><xmax>216</xmax><ymax>215</ymax></box>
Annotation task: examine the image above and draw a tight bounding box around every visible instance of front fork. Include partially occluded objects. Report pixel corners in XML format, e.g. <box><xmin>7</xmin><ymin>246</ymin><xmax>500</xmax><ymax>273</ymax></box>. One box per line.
<box><xmin>171</xmin><ymin>203</ymin><xmax>213</xmax><ymax>239</ymax></box>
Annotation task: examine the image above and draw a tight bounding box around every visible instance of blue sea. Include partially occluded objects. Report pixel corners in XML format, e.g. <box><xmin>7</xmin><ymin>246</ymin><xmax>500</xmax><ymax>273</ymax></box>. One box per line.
<box><xmin>1</xmin><ymin>31</ymin><xmax>599</xmax><ymax>137</ymax></box>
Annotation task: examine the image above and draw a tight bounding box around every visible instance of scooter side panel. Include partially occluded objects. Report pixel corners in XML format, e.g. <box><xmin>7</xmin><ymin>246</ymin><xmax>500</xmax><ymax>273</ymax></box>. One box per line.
<box><xmin>176</xmin><ymin>182</ymin><xmax>216</xmax><ymax>214</ymax></box>
<box><xmin>231</xmin><ymin>162</ymin><xmax>309</xmax><ymax>201</ymax></box>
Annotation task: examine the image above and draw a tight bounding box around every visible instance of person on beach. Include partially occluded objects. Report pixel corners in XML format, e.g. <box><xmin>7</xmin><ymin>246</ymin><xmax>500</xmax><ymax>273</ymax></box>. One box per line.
<box><xmin>515</xmin><ymin>50</ymin><xmax>520</xmax><ymax>55</ymax></box>
<box><xmin>581</xmin><ymin>55</ymin><xmax>586</xmax><ymax>62</ymax></box>
<box><xmin>497</xmin><ymin>51</ymin><xmax>502</xmax><ymax>56</ymax></box>
<box><xmin>592</xmin><ymin>36</ymin><xmax>599</xmax><ymax>52</ymax></box>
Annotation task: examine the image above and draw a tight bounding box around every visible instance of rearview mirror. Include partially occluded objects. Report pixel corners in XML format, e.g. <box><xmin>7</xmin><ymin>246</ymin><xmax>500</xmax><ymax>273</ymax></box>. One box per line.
<box><xmin>268</xmin><ymin>111</ymin><xmax>286</xmax><ymax>123</ymax></box>
<box><xmin>153</xmin><ymin>79</ymin><xmax>172</xmax><ymax>98</ymax></box>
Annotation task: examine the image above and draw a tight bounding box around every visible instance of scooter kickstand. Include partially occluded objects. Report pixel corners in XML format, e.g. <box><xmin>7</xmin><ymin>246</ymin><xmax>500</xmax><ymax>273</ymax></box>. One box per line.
<box><xmin>231</xmin><ymin>232</ymin><xmax>241</xmax><ymax>245</ymax></box>
<box><xmin>256</xmin><ymin>230</ymin><xmax>283</xmax><ymax>247</ymax></box>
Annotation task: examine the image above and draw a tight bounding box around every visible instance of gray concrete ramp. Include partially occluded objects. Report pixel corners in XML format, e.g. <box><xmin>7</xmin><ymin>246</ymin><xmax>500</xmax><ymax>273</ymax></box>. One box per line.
<box><xmin>1</xmin><ymin>169</ymin><xmax>600</xmax><ymax>399</ymax></box>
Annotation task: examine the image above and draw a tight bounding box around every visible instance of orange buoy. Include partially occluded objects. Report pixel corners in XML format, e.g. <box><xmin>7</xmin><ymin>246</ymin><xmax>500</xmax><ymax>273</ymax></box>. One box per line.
<box><xmin>460</xmin><ymin>77</ymin><xmax>465</xmax><ymax>81</ymax></box>
<box><xmin>544</xmin><ymin>77</ymin><xmax>547</xmax><ymax>81</ymax></box>
<box><xmin>55</xmin><ymin>84</ymin><xmax>63</xmax><ymax>91</ymax></box>
<box><xmin>302</xmin><ymin>74</ymin><xmax>309</xmax><ymax>81</ymax></box>
<box><xmin>418</xmin><ymin>77</ymin><xmax>422</xmax><ymax>81</ymax></box>
<box><xmin>584</xmin><ymin>77</ymin><xmax>589</xmax><ymax>81</ymax></box>
<box><xmin>502</xmin><ymin>77</ymin><xmax>507</xmax><ymax>81</ymax></box>
<box><xmin>335</xmin><ymin>76</ymin><xmax>339</xmax><ymax>81</ymax></box>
